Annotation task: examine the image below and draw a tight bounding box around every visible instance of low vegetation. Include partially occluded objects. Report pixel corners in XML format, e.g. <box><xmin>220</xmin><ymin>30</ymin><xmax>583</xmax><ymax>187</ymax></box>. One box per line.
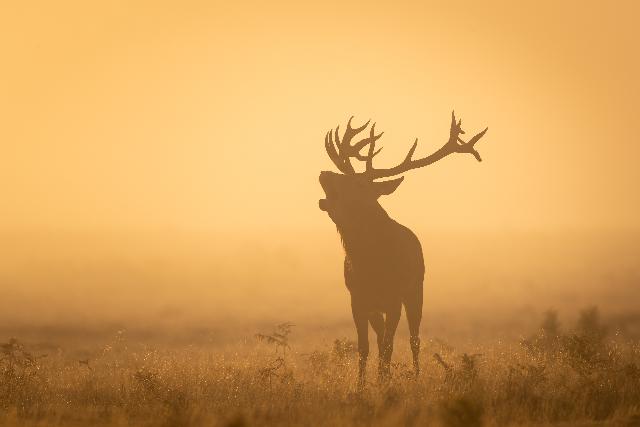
<box><xmin>1</xmin><ymin>307</ymin><xmax>640</xmax><ymax>427</ymax></box>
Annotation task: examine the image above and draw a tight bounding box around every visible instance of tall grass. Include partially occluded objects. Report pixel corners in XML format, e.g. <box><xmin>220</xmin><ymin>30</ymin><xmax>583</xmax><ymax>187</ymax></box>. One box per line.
<box><xmin>1</xmin><ymin>307</ymin><xmax>640</xmax><ymax>427</ymax></box>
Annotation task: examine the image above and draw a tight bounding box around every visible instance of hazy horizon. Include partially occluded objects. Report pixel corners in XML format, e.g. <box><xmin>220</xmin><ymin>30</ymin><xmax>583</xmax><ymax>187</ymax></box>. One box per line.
<box><xmin>2</xmin><ymin>228</ymin><xmax>638</xmax><ymax>347</ymax></box>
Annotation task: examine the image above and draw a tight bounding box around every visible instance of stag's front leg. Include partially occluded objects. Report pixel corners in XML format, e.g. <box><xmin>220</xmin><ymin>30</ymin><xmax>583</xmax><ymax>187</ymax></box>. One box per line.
<box><xmin>351</xmin><ymin>299</ymin><xmax>369</xmax><ymax>389</ymax></box>
<box><xmin>380</xmin><ymin>303</ymin><xmax>402</xmax><ymax>381</ymax></box>
<box><xmin>368</xmin><ymin>312</ymin><xmax>385</xmax><ymax>357</ymax></box>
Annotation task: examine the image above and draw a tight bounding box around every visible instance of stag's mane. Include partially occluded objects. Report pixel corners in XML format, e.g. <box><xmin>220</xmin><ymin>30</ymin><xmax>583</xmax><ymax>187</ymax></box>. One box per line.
<box><xmin>334</xmin><ymin>202</ymin><xmax>391</xmax><ymax>257</ymax></box>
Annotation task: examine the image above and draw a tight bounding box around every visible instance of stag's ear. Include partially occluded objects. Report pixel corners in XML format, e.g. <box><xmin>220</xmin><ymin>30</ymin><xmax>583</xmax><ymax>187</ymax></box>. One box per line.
<box><xmin>372</xmin><ymin>176</ymin><xmax>404</xmax><ymax>197</ymax></box>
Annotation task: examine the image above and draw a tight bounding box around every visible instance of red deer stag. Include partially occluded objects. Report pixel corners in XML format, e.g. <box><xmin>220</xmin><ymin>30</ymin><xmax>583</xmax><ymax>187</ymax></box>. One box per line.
<box><xmin>319</xmin><ymin>112</ymin><xmax>487</xmax><ymax>385</ymax></box>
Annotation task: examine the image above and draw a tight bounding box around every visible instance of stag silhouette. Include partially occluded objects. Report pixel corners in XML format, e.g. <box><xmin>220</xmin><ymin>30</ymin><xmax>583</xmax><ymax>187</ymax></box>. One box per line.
<box><xmin>319</xmin><ymin>112</ymin><xmax>487</xmax><ymax>386</ymax></box>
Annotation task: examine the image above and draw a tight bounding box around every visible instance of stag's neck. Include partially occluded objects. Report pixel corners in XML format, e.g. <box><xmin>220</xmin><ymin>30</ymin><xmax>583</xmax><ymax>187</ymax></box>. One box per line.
<box><xmin>335</xmin><ymin>206</ymin><xmax>394</xmax><ymax>255</ymax></box>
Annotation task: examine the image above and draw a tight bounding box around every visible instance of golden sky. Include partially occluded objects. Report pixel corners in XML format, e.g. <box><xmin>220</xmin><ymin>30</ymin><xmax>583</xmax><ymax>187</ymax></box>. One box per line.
<box><xmin>2</xmin><ymin>0</ymin><xmax>639</xmax><ymax>233</ymax></box>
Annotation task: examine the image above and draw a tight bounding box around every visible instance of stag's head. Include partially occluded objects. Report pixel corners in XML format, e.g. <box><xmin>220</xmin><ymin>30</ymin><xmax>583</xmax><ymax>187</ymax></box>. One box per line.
<box><xmin>319</xmin><ymin>112</ymin><xmax>488</xmax><ymax>227</ymax></box>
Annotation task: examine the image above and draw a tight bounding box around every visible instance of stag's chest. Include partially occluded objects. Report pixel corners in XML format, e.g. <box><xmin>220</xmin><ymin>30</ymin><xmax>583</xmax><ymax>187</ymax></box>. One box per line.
<box><xmin>343</xmin><ymin>239</ymin><xmax>406</xmax><ymax>285</ymax></box>
<box><xmin>340</xmin><ymin>223</ymin><xmax>423</xmax><ymax>291</ymax></box>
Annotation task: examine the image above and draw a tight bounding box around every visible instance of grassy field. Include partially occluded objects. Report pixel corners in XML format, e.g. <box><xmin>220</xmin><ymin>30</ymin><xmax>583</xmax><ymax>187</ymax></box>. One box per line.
<box><xmin>2</xmin><ymin>307</ymin><xmax>640</xmax><ymax>427</ymax></box>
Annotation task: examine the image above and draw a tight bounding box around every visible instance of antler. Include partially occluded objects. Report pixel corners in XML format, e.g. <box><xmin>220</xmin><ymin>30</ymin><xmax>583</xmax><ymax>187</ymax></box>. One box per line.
<box><xmin>324</xmin><ymin>111</ymin><xmax>487</xmax><ymax>178</ymax></box>
<box><xmin>363</xmin><ymin>111</ymin><xmax>488</xmax><ymax>179</ymax></box>
<box><xmin>324</xmin><ymin>116</ymin><xmax>384</xmax><ymax>174</ymax></box>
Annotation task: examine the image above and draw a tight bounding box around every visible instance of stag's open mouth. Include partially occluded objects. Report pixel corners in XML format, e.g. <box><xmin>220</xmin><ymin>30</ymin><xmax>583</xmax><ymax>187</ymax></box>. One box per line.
<box><xmin>319</xmin><ymin>172</ymin><xmax>335</xmax><ymax>212</ymax></box>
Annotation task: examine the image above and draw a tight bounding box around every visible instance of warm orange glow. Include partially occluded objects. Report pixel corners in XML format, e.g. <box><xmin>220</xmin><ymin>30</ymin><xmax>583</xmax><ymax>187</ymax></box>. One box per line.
<box><xmin>1</xmin><ymin>3</ymin><xmax>640</xmax><ymax>425</ymax></box>
<box><xmin>2</xmin><ymin>1</ymin><xmax>639</xmax><ymax>233</ymax></box>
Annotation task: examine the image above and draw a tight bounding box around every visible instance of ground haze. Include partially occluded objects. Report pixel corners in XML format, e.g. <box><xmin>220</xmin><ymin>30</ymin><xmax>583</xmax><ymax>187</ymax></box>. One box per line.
<box><xmin>1</xmin><ymin>230</ymin><xmax>639</xmax><ymax>426</ymax></box>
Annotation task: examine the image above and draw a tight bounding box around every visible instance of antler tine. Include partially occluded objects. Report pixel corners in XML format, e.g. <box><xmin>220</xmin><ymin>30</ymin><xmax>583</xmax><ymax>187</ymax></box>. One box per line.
<box><xmin>351</xmin><ymin>122</ymin><xmax>384</xmax><ymax>154</ymax></box>
<box><xmin>341</xmin><ymin>117</ymin><xmax>370</xmax><ymax>150</ymax></box>
<box><xmin>403</xmin><ymin>138</ymin><xmax>418</xmax><ymax>164</ymax></box>
<box><xmin>456</xmin><ymin>126</ymin><xmax>488</xmax><ymax>161</ymax></box>
<box><xmin>363</xmin><ymin>110</ymin><xmax>488</xmax><ymax>179</ymax></box>
<box><xmin>325</xmin><ymin>130</ymin><xmax>340</xmax><ymax>168</ymax></box>
<box><xmin>346</xmin><ymin>116</ymin><xmax>370</xmax><ymax>136</ymax></box>
<box><xmin>450</xmin><ymin>110</ymin><xmax>487</xmax><ymax>161</ymax></box>
<box><xmin>365</xmin><ymin>124</ymin><xmax>384</xmax><ymax>172</ymax></box>
<box><xmin>332</xmin><ymin>124</ymin><xmax>357</xmax><ymax>172</ymax></box>
<box><xmin>327</xmin><ymin>116</ymin><xmax>371</xmax><ymax>174</ymax></box>
<box><xmin>325</xmin><ymin>129</ymin><xmax>352</xmax><ymax>174</ymax></box>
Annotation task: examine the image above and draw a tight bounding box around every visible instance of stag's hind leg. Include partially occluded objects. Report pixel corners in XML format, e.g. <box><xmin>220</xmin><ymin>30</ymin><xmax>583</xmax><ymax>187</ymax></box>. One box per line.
<box><xmin>404</xmin><ymin>286</ymin><xmax>423</xmax><ymax>377</ymax></box>
<box><xmin>369</xmin><ymin>312</ymin><xmax>385</xmax><ymax>356</ymax></box>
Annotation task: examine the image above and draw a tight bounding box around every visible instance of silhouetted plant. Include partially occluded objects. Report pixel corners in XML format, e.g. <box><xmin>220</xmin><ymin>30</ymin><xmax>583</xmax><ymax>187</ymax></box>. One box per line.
<box><xmin>521</xmin><ymin>310</ymin><xmax>563</xmax><ymax>357</ymax></box>
<box><xmin>333</xmin><ymin>338</ymin><xmax>358</xmax><ymax>361</ymax></box>
<box><xmin>255</xmin><ymin>322</ymin><xmax>295</xmax><ymax>355</ymax></box>
<box><xmin>257</xmin><ymin>357</ymin><xmax>286</xmax><ymax>387</ymax></box>
<box><xmin>255</xmin><ymin>323</ymin><xmax>295</xmax><ymax>389</ymax></box>
<box><xmin>577</xmin><ymin>306</ymin><xmax>607</xmax><ymax>343</ymax></box>
<box><xmin>434</xmin><ymin>352</ymin><xmax>482</xmax><ymax>392</ymax></box>
<box><xmin>541</xmin><ymin>309</ymin><xmax>561</xmax><ymax>337</ymax></box>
